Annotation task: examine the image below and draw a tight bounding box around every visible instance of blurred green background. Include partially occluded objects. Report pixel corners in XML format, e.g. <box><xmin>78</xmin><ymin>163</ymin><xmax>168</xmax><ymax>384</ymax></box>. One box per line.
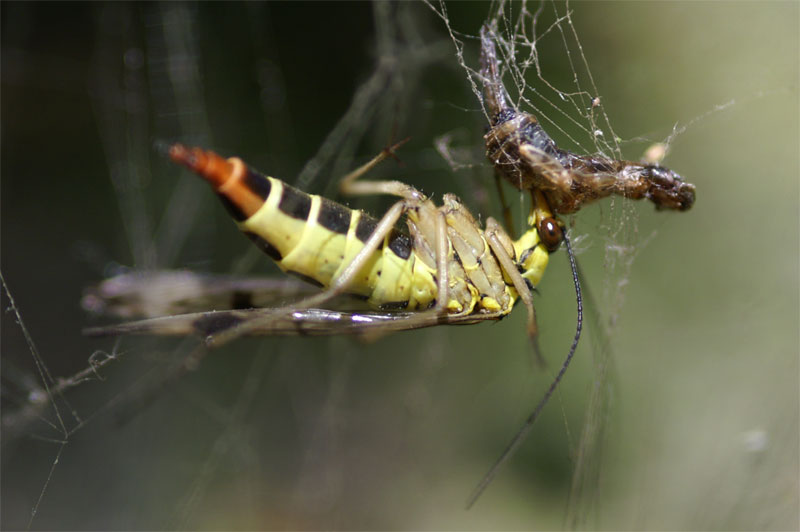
<box><xmin>2</xmin><ymin>2</ymin><xmax>797</xmax><ymax>530</ymax></box>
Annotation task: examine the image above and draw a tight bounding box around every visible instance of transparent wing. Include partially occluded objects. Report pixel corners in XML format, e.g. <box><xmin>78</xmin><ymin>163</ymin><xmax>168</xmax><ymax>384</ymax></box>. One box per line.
<box><xmin>83</xmin><ymin>270</ymin><xmax>498</xmax><ymax>339</ymax></box>
<box><xmin>84</xmin><ymin>306</ymin><xmax>493</xmax><ymax>338</ymax></box>
<box><xmin>82</xmin><ymin>270</ymin><xmax>320</xmax><ymax>319</ymax></box>
<box><xmin>565</xmin><ymin>262</ymin><xmax>617</xmax><ymax>529</ymax></box>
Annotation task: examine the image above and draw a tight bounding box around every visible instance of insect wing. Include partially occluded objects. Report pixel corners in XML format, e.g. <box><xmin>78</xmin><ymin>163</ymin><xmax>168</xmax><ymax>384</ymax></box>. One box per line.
<box><xmin>84</xmin><ymin>306</ymin><xmax>494</xmax><ymax>338</ymax></box>
<box><xmin>82</xmin><ymin>270</ymin><xmax>319</xmax><ymax>319</ymax></box>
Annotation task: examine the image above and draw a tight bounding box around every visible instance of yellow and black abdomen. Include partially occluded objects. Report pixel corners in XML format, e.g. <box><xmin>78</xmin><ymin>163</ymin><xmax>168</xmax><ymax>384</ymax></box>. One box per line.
<box><xmin>239</xmin><ymin>176</ymin><xmax>429</xmax><ymax>309</ymax></box>
<box><xmin>169</xmin><ymin>144</ymin><xmax>435</xmax><ymax>310</ymax></box>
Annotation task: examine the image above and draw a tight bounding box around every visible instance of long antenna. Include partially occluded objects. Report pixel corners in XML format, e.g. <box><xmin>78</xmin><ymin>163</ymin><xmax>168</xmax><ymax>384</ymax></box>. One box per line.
<box><xmin>466</xmin><ymin>233</ymin><xmax>583</xmax><ymax>509</ymax></box>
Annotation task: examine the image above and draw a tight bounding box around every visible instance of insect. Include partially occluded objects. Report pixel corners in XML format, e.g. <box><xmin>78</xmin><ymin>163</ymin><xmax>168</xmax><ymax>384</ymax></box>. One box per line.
<box><xmin>83</xmin><ymin>140</ymin><xmax>582</xmax><ymax>514</ymax></box>
<box><xmin>479</xmin><ymin>24</ymin><xmax>696</xmax><ymax>215</ymax></box>
<box><xmin>83</xmin><ymin>23</ymin><xmax>696</xmax><ymax>510</ymax></box>
<box><xmin>86</xmin><ymin>142</ymin><xmax>573</xmax><ymax>348</ymax></box>
<box><xmin>83</xmin><ymin>137</ymin><xmax>584</xmax><ymax>508</ymax></box>
<box><xmin>462</xmin><ymin>24</ymin><xmax>698</xmax><ymax>509</ymax></box>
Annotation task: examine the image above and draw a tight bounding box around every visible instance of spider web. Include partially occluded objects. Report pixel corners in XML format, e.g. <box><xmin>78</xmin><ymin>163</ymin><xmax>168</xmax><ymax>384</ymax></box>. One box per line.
<box><xmin>0</xmin><ymin>3</ymin><xmax>675</xmax><ymax>529</ymax></box>
<box><xmin>428</xmin><ymin>1</ymin><xmax>646</xmax><ymax>526</ymax></box>
<box><xmin>3</xmin><ymin>2</ymin><xmax>798</xmax><ymax>530</ymax></box>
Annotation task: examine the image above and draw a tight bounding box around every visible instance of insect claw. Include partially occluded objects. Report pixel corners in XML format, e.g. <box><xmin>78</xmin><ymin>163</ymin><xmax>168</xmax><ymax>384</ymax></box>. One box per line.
<box><xmin>383</xmin><ymin>137</ymin><xmax>412</xmax><ymax>165</ymax></box>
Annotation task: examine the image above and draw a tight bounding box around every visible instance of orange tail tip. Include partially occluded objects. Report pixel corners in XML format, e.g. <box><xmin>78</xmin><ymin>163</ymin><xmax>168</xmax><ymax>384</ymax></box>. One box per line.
<box><xmin>169</xmin><ymin>143</ymin><xmax>235</xmax><ymax>190</ymax></box>
<box><xmin>169</xmin><ymin>143</ymin><xmax>265</xmax><ymax>220</ymax></box>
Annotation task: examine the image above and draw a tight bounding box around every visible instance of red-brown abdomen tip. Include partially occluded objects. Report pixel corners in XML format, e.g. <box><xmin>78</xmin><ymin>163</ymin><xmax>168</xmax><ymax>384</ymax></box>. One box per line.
<box><xmin>169</xmin><ymin>143</ymin><xmax>234</xmax><ymax>190</ymax></box>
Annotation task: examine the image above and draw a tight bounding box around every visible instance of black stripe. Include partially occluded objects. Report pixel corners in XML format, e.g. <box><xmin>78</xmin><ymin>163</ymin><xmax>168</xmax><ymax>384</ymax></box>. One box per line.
<box><xmin>379</xmin><ymin>300</ymin><xmax>410</xmax><ymax>311</ymax></box>
<box><xmin>355</xmin><ymin>213</ymin><xmax>412</xmax><ymax>260</ymax></box>
<box><xmin>388</xmin><ymin>230</ymin><xmax>412</xmax><ymax>259</ymax></box>
<box><xmin>278</xmin><ymin>183</ymin><xmax>312</xmax><ymax>220</ymax></box>
<box><xmin>219</xmin><ymin>195</ymin><xmax>248</xmax><ymax>222</ymax></box>
<box><xmin>244</xmin><ymin>232</ymin><xmax>282</xmax><ymax>261</ymax></box>
<box><xmin>355</xmin><ymin>214</ymin><xmax>378</xmax><ymax>243</ymax></box>
<box><xmin>244</xmin><ymin>167</ymin><xmax>272</xmax><ymax>200</ymax></box>
<box><xmin>318</xmin><ymin>198</ymin><xmax>352</xmax><ymax>234</ymax></box>
<box><xmin>286</xmin><ymin>270</ymin><xmax>324</xmax><ymax>288</ymax></box>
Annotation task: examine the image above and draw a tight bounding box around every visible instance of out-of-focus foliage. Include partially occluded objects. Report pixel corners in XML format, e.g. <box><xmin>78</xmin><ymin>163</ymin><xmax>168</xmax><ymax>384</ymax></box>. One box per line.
<box><xmin>2</xmin><ymin>2</ymin><xmax>797</xmax><ymax>530</ymax></box>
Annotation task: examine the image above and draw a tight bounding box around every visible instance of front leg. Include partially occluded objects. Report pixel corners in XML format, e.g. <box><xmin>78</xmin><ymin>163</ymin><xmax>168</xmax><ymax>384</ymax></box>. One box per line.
<box><xmin>484</xmin><ymin>217</ymin><xmax>545</xmax><ymax>366</ymax></box>
<box><xmin>338</xmin><ymin>139</ymin><xmax>418</xmax><ymax>200</ymax></box>
<box><xmin>207</xmin><ymin>198</ymin><xmax>411</xmax><ymax>347</ymax></box>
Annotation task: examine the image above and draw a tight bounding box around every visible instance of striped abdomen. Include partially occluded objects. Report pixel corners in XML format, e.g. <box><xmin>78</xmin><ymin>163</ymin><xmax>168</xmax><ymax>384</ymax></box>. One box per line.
<box><xmin>169</xmin><ymin>145</ymin><xmax>437</xmax><ymax>310</ymax></box>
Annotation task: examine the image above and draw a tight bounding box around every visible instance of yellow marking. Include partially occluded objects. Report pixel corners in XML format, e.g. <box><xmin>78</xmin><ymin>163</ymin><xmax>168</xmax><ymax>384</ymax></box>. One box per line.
<box><xmin>284</xmin><ymin>195</ymin><xmax>343</xmax><ymax>286</ymax></box>
<box><xmin>409</xmin><ymin>259</ymin><xmax>437</xmax><ymax>310</ymax></box>
<box><xmin>513</xmin><ymin>227</ymin><xmax>548</xmax><ymax>286</ymax></box>
<box><xmin>238</xmin><ymin>179</ymin><xmax>306</xmax><ymax>258</ymax></box>
<box><xmin>232</xmin><ymin>173</ymin><xmax>552</xmax><ymax>316</ymax></box>
<box><xmin>235</xmin><ymin>177</ymin><xmax>434</xmax><ymax>308</ymax></box>
<box><xmin>481</xmin><ymin>297</ymin><xmax>502</xmax><ymax>312</ymax></box>
<box><xmin>367</xmin><ymin>240</ymin><xmax>414</xmax><ymax>307</ymax></box>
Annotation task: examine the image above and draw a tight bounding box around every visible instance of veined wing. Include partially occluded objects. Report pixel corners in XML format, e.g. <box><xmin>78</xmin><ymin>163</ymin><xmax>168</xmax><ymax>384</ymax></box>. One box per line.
<box><xmin>82</xmin><ymin>270</ymin><xmax>320</xmax><ymax>319</ymax></box>
<box><xmin>84</xmin><ymin>305</ymin><xmax>496</xmax><ymax>338</ymax></box>
<box><xmin>83</xmin><ymin>270</ymin><xmax>498</xmax><ymax>338</ymax></box>
<box><xmin>565</xmin><ymin>263</ymin><xmax>617</xmax><ymax>529</ymax></box>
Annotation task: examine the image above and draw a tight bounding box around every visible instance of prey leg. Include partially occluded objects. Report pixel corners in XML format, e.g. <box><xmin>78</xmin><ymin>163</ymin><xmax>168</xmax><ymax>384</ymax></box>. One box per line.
<box><xmin>484</xmin><ymin>217</ymin><xmax>545</xmax><ymax>367</ymax></box>
<box><xmin>206</xmin><ymin>198</ymin><xmax>410</xmax><ymax>347</ymax></box>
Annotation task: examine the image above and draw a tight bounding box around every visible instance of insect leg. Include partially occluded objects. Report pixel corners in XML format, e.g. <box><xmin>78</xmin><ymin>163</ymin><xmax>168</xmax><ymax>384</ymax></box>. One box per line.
<box><xmin>484</xmin><ymin>217</ymin><xmax>544</xmax><ymax>365</ymax></box>
<box><xmin>340</xmin><ymin>173</ymin><xmax>453</xmax><ymax>330</ymax></box>
<box><xmin>357</xmin><ymin>206</ymin><xmax>453</xmax><ymax>341</ymax></box>
<box><xmin>493</xmin><ymin>170</ymin><xmax>516</xmax><ymax>240</ymax></box>
<box><xmin>338</xmin><ymin>138</ymin><xmax>411</xmax><ymax>194</ymax></box>
<box><xmin>206</xmin><ymin>199</ymin><xmax>411</xmax><ymax>347</ymax></box>
<box><xmin>432</xmin><ymin>208</ymin><xmax>449</xmax><ymax>315</ymax></box>
<box><xmin>339</xmin><ymin>170</ymin><xmax>424</xmax><ymax>203</ymax></box>
<box><xmin>337</xmin><ymin>146</ymin><xmax>454</xmax><ymax>323</ymax></box>
<box><xmin>337</xmin><ymin>146</ymin><xmax>460</xmax><ymax>329</ymax></box>
<box><xmin>484</xmin><ymin>217</ymin><xmax>536</xmax><ymax>335</ymax></box>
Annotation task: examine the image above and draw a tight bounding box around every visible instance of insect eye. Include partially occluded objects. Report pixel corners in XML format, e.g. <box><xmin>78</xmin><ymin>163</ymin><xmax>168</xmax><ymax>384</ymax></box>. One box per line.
<box><xmin>539</xmin><ymin>217</ymin><xmax>563</xmax><ymax>252</ymax></box>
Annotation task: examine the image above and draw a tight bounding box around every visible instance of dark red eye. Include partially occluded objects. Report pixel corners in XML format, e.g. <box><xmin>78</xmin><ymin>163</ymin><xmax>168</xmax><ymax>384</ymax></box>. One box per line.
<box><xmin>539</xmin><ymin>217</ymin><xmax>563</xmax><ymax>252</ymax></box>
